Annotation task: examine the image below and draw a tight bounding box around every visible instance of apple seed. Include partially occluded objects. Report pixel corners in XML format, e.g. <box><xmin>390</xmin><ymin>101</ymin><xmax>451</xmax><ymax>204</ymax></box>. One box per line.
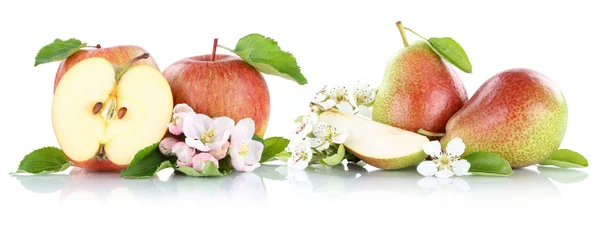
<box><xmin>117</xmin><ymin>107</ymin><xmax>127</xmax><ymax>119</ymax></box>
<box><xmin>93</xmin><ymin>102</ymin><xmax>103</xmax><ymax>114</ymax></box>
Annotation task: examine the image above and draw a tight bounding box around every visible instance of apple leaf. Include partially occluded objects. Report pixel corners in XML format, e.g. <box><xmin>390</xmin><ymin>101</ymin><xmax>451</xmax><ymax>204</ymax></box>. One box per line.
<box><xmin>260</xmin><ymin>137</ymin><xmax>290</xmax><ymax>163</ymax></box>
<box><xmin>176</xmin><ymin>162</ymin><xmax>225</xmax><ymax>177</ymax></box>
<box><xmin>539</xmin><ymin>149</ymin><xmax>588</xmax><ymax>168</ymax></box>
<box><xmin>322</xmin><ymin>144</ymin><xmax>346</xmax><ymax>166</ymax></box>
<box><xmin>428</xmin><ymin>37</ymin><xmax>472</xmax><ymax>73</ymax></box>
<box><xmin>462</xmin><ymin>152</ymin><xmax>512</xmax><ymax>176</ymax></box>
<box><xmin>120</xmin><ymin>142</ymin><xmax>176</xmax><ymax>179</ymax></box>
<box><xmin>34</xmin><ymin>38</ymin><xmax>87</xmax><ymax>66</ymax></box>
<box><xmin>12</xmin><ymin>147</ymin><xmax>72</xmax><ymax>175</ymax></box>
<box><xmin>252</xmin><ymin>134</ymin><xmax>265</xmax><ymax>145</ymax></box>
<box><xmin>219</xmin><ymin>33</ymin><xmax>307</xmax><ymax>85</ymax></box>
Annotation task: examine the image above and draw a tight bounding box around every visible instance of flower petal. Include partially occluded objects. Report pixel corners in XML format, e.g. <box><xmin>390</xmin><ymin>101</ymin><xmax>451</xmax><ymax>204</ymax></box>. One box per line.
<box><xmin>336</xmin><ymin>101</ymin><xmax>353</xmax><ymax>114</ymax></box>
<box><xmin>308</xmin><ymin>138</ymin><xmax>324</xmax><ymax>148</ymax></box>
<box><xmin>182</xmin><ymin>113</ymin><xmax>209</xmax><ymax>139</ymax></box>
<box><xmin>452</xmin><ymin>159</ymin><xmax>471</xmax><ymax>176</ymax></box>
<box><xmin>332</xmin><ymin>127</ymin><xmax>348</xmax><ymax>144</ymax></box>
<box><xmin>167</xmin><ymin>124</ymin><xmax>183</xmax><ymax>136</ymax></box>
<box><xmin>357</xmin><ymin>105</ymin><xmax>372</xmax><ymax>118</ymax></box>
<box><xmin>446</xmin><ymin>138</ymin><xmax>466</xmax><ymax>157</ymax></box>
<box><xmin>452</xmin><ymin>177</ymin><xmax>471</xmax><ymax>191</ymax></box>
<box><xmin>245</xmin><ymin>140</ymin><xmax>264</xmax><ymax>164</ymax></box>
<box><xmin>435</xmin><ymin>169</ymin><xmax>454</xmax><ymax>178</ymax></box>
<box><xmin>312</xmin><ymin>122</ymin><xmax>330</xmax><ymax>138</ymax></box>
<box><xmin>173</xmin><ymin>103</ymin><xmax>194</xmax><ymax>114</ymax></box>
<box><xmin>416</xmin><ymin>161</ymin><xmax>437</xmax><ymax>177</ymax></box>
<box><xmin>320</xmin><ymin>99</ymin><xmax>336</xmax><ymax>110</ymax></box>
<box><xmin>173</xmin><ymin>142</ymin><xmax>195</xmax><ymax>167</ymax></box>
<box><xmin>185</xmin><ymin>137</ymin><xmax>210</xmax><ymax>152</ymax></box>
<box><xmin>211</xmin><ymin>117</ymin><xmax>235</xmax><ymax>136</ymax></box>
<box><xmin>422</xmin><ymin>140</ymin><xmax>442</xmax><ymax>157</ymax></box>
<box><xmin>159</xmin><ymin>137</ymin><xmax>179</xmax><ymax>156</ymax></box>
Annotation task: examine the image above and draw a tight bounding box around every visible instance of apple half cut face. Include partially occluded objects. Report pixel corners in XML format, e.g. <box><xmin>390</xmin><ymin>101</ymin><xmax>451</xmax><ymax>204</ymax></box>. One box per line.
<box><xmin>52</xmin><ymin>57</ymin><xmax>173</xmax><ymax>170</ymax></box>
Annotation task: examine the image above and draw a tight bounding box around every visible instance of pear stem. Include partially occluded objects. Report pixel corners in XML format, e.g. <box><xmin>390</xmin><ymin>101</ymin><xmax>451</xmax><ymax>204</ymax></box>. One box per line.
<box><xmin>417</xmin><ymin>128</ymin><xmax>446</xmax><ymax>137</ymax></box>
<box><xmin>115</xmin><ymin>53</ymin><xmax>150</xmax><ymax>82</ymax></box>
<box><xmin>403</xmin><ymin>27</ymin><xmax>428</xmax><ymax>41</ymax></box>
<box><xmin>395</xmin><ymin>21</ymin><xmax>409</xmax><ymax>47</ymax></box>
<box><xmin>212</xmin><ymin>38</ymin><xmax>218</xmax><ymax>61</ymax></box>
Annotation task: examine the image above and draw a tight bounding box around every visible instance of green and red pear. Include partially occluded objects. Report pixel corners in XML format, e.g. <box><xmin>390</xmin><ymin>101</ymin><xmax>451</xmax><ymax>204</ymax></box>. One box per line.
<box><xmin>441</xmin><ymin>68</ymin><xmax>568</xmax><ymax>168</ymax></box>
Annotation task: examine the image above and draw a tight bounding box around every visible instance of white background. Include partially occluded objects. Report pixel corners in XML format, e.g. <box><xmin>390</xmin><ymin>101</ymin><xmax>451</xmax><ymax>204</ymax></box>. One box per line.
<box><xmin>0</xmin><ymin>0</ymin><xmax>598</xmax><ymax>225</ymax></box>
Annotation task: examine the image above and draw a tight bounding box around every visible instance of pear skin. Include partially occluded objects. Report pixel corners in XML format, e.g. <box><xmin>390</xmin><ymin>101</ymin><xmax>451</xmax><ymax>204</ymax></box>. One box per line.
<box><xmin>441</xmin><ymin>68</ymin><xmax>568</xmax><ymax>168</ymax></box>
<box><xmin>372</xmin><ymin>41</ymin><xmax>467</xmax><ymax>134</ymax></box>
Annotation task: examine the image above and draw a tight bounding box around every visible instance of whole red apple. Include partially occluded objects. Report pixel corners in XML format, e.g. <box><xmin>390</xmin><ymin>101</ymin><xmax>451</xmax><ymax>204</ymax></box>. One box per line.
<box><xmin>163</xmin><ymin>54</ymin><xmax>270</xmax><ymax>137</ymax></box>
<box><xmin>53</xmin><ymin>45</ymin><xmax>159</xmax><ymax>92</ymax></box>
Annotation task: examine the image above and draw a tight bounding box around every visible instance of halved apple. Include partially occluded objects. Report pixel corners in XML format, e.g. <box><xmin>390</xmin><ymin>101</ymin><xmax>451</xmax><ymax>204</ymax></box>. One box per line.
<box><xmin>319</xmin><ymin>109</ymin><xmax>429</xmax><ymax>170</ymax></box>
<box><xmin>52</xmin><ymin>56</ymin><xmax>173</xmax><ymax>171</ymax></box>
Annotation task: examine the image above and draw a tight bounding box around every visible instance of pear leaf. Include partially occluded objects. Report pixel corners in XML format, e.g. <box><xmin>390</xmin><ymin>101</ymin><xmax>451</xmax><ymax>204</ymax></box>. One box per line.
<box><xmin>260</xmin><ymin>137</ymin><xmax>290</xmax><ymax>163</ymax></box>
<box><xmin>35</xmin><ymin>38</ymin><xmax>87</xmax><ymax>66</ymax></box>
<box><xmin>219</xmin><ymin>33</ymin><xmax>307</xmax><ymax>85</ymax></box>
<box><xmin>13</xmin><ymin>147</ymin><xmax>72</xmax><ymax>175</ymax></box>
<box><xmin>428</xmin><ymin>37</ymin><xmax>472</xmax><ymax>73</ymax></box>
<box><xmin>539</xmin><ymin>149</ymin><xmax>588</xmax><ymax>168</ymax></box>
<box><xmin>462</xmin><ymin>152</ymin><xmax>512</xmax><ymax>176</ymax></box>
<box><xmin>120</xmin><ymin>142</ymin><xmax>176</xmax><ymax>179</ymax></box>
<box><xmin>322</xmin><ymin>145</ymin><xmax>346</xmax><ymax>166</ymax></box>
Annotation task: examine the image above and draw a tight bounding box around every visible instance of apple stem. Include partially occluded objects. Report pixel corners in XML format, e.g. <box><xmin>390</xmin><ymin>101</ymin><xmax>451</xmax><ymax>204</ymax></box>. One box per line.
<box><xmin>417</xmin><ymin>128</ymin><xmax>446</xmax><ymax>137</ymax></box>
<box><xmin>212</xmin><ymin>38</ymin><xmax>218</xmax><ymax>61</ymax></box>
<box><xmin>85</xmin><ymin>44</ymin><xmax>102</xmax><ymax>49</ymax></box>
<box><xmin>115</xmin><ymin>53</ymin><xmax>150</xmax><ymax>82</ymax></box>
<box><xmin>403</xmin><ymin>26</ymin><xmax>428</xmax><ymax>41</ymax></box>
<box><xmin>395</xmin><ymin>21</ymin><xmax>409</xmax><ymax>47</ymax></box>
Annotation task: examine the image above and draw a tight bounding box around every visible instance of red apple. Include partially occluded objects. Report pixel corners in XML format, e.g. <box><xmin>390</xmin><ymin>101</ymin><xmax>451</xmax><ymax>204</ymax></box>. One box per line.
<box><xmin>163</xmin><ymin>53</ymin><xmax>270</xmax><ymax>137</ymax></box>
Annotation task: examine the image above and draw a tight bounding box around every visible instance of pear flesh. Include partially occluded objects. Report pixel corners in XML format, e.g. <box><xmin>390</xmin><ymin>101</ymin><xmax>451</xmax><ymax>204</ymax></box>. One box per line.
<box><xmin>319</xmin><ymin>109</ymin><xmax>429</xmax><ymax>170</ymax></box>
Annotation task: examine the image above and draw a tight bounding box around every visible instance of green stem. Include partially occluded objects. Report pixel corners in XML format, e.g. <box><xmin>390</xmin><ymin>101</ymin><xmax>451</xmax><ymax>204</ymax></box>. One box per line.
<box><xmin>403</xmin><ymin>26</ymin><xmax>428</xmax><ymax>41</ymax></box>
<box><xmin>217</xmin><ymin>44</ymin><xmax>234</xmax><ymax>52</ymax></box>
<box><xmin>417</xmin><ymin>128</ymin><xmax>446</xmax><ymax>137</ymax></box>
<box><xmin>395</xmin><ymin>21</ymin><xmax>409</xmax><ymax>47</ymax></box>
<box><xmin>115</xmin><ymin>53</ymin><xmax>150</xmax><ymax>82</ymax></box>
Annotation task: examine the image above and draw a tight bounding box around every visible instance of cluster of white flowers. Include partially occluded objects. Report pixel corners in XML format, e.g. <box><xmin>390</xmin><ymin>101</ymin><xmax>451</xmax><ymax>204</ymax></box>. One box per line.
<box><xmin>160</xmin><ymin>104</ymin><xmax>264</xmax><ymax>173</ymax></box>
<box><xmin>310</xmin><ymin>82</ymin><xmax>377</xmax><ymax>117</ymax></box>
<box><xmin>284</xmin><ymin>82</ymin><xmax>376</xmax><ymax>171</ymax></box>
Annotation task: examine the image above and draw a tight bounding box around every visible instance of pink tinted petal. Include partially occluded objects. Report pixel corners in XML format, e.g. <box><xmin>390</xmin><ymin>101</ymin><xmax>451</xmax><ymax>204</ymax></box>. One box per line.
<box><xmin>168</xmin><ymin>124</ymin><xmax>183</xmax><ymax>136</ymax></box>
<box><xmin>209</xmin><ymin>142</ymin><xmax>229</xmax><ymax>160</ymax></box>
<box><xmin>173</xmin><ymin>103</ymin><xmax>194</xmax><ymax>114</ymax></box>
<box><xmin>211</xmin><ymin>117</ymin><xmax>235</xmax><ymax>136</ymax></box>
<box><xmin>159</xmin><ymin>137</ymin><xmax>179</xmax><ymax>156</ymax></box>
<box><xmin>192</xmin><ymin>154</ymin><xmax>207</xmax><ymax>171</ymax></box>
<box><xmin>182</xmin><ymin>113</ymin><xmax>207</xmax><ymax>139</ymax></box>
<box><xmin>245</xmin><ymin>140</ymin><xmax>264</xmax><ymax>164</ymax></box>
<box><xmin>235</xmin><ymin>118</ymin><xmax>256</xmax><ymax>139</ymax></box>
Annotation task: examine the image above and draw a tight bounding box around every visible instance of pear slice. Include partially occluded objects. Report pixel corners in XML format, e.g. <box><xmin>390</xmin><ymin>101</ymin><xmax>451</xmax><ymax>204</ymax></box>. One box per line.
<box><xmin>319</xmin><ymin>109</ymin><xmax>429</xmax><ymax>170</ymax></box>
<box><xmin>52</xmin><ymin>57</ymin><xmax>173</xmax><ymax>169</ymax></box>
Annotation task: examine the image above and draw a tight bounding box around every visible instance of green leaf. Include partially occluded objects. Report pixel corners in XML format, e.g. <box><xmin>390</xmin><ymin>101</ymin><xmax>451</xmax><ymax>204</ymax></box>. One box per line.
<box><xmin>34</xmin><ymin>38</ymin><xmax>86</xmax><ymax>66</ymax></box>
<box><xmin>220</xmin><ymin>33</ymin><xmax>307</xmax><ymax>85</ymax></box>
<box><xmin>539</xmin><ymin>149</ymin><xmax>588</xmax><ymax>168</ymax></box>
<box><xmin>120</xmin><ymin>142</ymin><xmax>175</xmax><ymax>179</ymax></box>
<box><xmin>275</xmin><ymin>151</ymin><xmax>291</xmax><ymax>162</ymax></box>
<box><xmin>260</xmin><ymin>137</ymin><xmax>291</xmax><ymax>163</ymax></box>
<box><xmin>252</xmin><ymin>134</ymin><xmax>265</xmax><ymax>145</ymax></box>
<box><xmin>322</xmin><ymin>145</ymin><xmax>346</xmax><ymax>166</ymax></box>
<box><xmin>428</xmin><ymin>37</ymin><xmax>472</xmax><ymax>73</ymax></box>
<box><xmin>462</xmin><ymin>152</ymin><xmax>512</xmax><ymax>176</ymax></box>
<box><xmin>13</xmin><ymin>147</ymin><xmax>72</xmax><ymax>174</ymax></box>
<box><xmin>176</xmin><ymin>162</ymin><xmax>225</xmax><ymax>177</ymax></box>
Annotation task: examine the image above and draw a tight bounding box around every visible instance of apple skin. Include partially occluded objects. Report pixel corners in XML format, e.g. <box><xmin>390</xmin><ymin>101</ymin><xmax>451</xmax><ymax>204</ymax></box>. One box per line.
<box><xmin>53</xmin><ymin>45</ymin><xmax>159</xmax><ymax>92</ymax></box>
<box><xmin>163</xmin><ymin>54</ymin><xmax>270</xmax><ymax>137</ymax></box>
<box><xmin>52</xmin><ymin>45</ymin><xmax>160</xmax><ymax>171</ymax></box>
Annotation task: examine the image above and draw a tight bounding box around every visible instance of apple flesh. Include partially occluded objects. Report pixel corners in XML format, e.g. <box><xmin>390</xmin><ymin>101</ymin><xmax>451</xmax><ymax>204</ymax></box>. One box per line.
<box><xmin>52</xmin><ymin>57</ymin><xmax>173</xmax><ymax>171</ymax></box>
<box><xmin>54</xmin><ymin>45</ymin><xmax>159</xmax><ymax>92</ymax></box>
<box><xmin>163</xmin><ymin>54</ymin><xmax>270</xmax><ymax>137</ymax></box>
